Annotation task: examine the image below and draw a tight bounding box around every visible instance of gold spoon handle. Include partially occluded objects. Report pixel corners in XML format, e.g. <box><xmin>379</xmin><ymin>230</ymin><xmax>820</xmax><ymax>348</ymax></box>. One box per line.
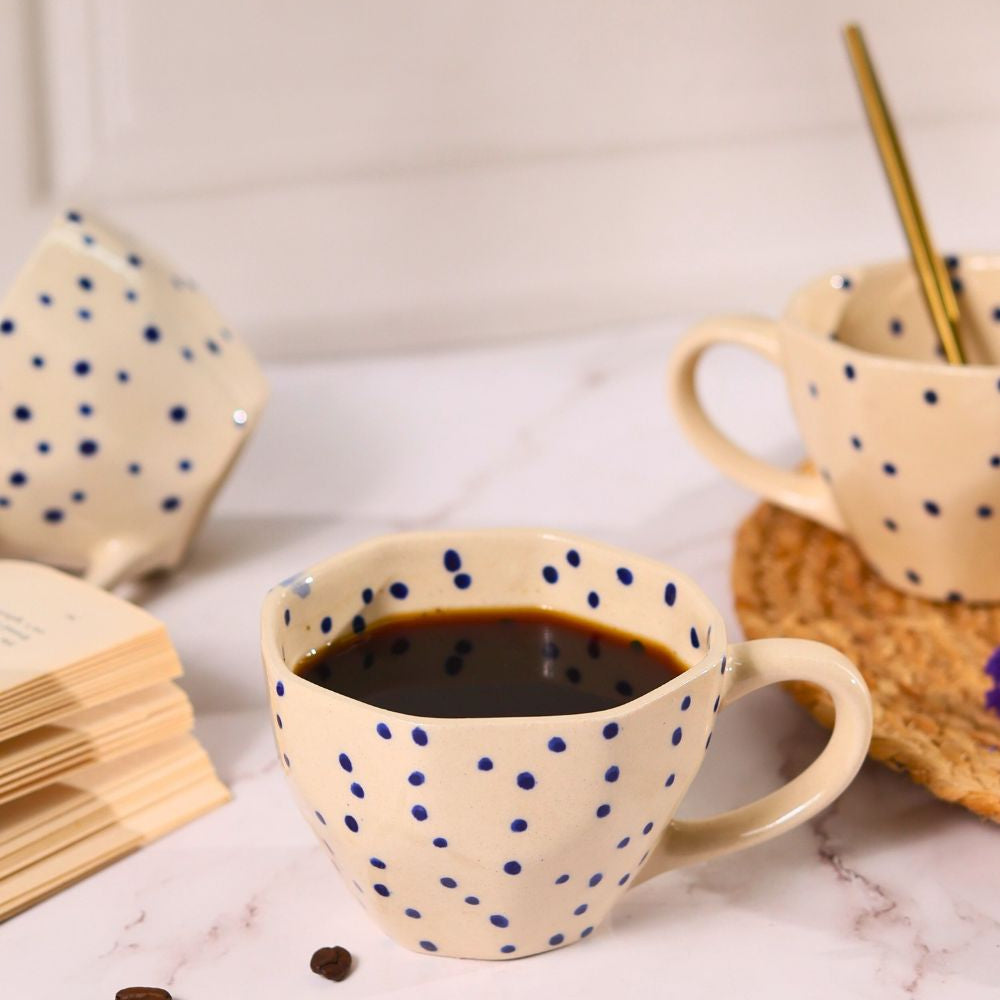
<box><xmin>844</xmin><ymin>23</ymin><xmax>966</xmax><ymax>365</ymax></box>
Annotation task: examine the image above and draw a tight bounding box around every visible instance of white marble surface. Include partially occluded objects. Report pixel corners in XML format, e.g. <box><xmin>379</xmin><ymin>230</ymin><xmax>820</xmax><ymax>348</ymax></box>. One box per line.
<box><xmin>3</xmin><ymin>321</ymin><xmax>999</xmax><ymax>998</ymax></box>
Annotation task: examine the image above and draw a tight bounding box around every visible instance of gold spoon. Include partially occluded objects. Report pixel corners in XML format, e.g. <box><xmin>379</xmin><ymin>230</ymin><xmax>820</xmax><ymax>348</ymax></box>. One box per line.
<box><xmin>844</xmin><ymin>23</ymin><xmax>966</xmax><ymax>365</ymax></box>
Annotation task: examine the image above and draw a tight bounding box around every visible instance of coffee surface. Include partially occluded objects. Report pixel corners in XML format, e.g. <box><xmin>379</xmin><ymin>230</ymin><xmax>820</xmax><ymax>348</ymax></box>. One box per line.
<box><xmin>294</xmin><ymin>608</ymin><xmax>686</xmax><ymax>718</ymax></box>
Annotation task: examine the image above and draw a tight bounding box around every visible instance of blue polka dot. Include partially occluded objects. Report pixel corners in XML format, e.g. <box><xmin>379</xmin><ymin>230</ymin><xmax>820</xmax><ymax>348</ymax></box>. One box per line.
<box><xmin>808</xmin><ymin>382</ymin><xmax>818</xmax><ymax>397</ymax></box>
<box><xmin>500</xmin><ymin>945</ymin><xmax>516</xmax><ymax>954</ymax></box>
<box><xmin>642</xmin><ymin>822</ymin><xmax>654</xmax><ymax>835</ymax></box>
<box><xmin>615</xmin><ymin>679</ymin><xmax>633</xmax><ymax>698</ymax></box>
<box><xmin>78</xmin><ymin>403</ymin><xmax>93</xmax><ymax>416</ymax></box>
<box><xmin>125</xmin><ymin>289</ymin><xmax>137</xmax><ymax>302</ymax></box>
<box><xmin>314</xmin><ymin>810</ymin><xmax>326</xmax><ymax>825</ymax></box>
<box><xmin>616</xmin><ymin>567</ymin><xmax>633</xmax><ymax>585</ymax></box>
<box><xmin>588</xmin><ymin>873</ymin><xmax>603</xmax><ymax>887</ymax></box>
<box><xmin>352</xmin><ymin>615</ymin><xmax>365</xmax><ymax>633</ymax></box>
<box><xmin>516</xmin><ymin>772</ymin><xmax>536</xmax><ymax>790</ymax></box>
<box><xmin>890</xmin><ymin>318</ymin><xmax>903</xmax><ymax>335</ymax></box>
<box><xmin>581</xmin><ymin>926</ymin><xmax>594</xmax><ymax>938</ymax></box>
<box><xmin>844</xmin><ymin>364</ymin><xmax>856</xmax><ymax>380</ymax></box>
<box><xmin>549</xmin><ymin>933</ymin><xmax>564</xmax><ymax>946</ymax></box>
<box><xmin>82</xmin><ymin>234</ymin><xmax>95</xmax><ymax>246</ymax></box>
<box><xmin>454</xmin><ymin>573</ymin><xmax>472</xmax><ymax>589</ymax></box>
<box><xmin>31</xmin><ymin>355</ymin><xmax>44</xmax><ymax>367</ymax></box>
<box><xmin>924</xmin><ymin>389</ymin><xmax>938</xmax><ymax>405</ymax></box>
<box><xmin>275</xmin><ymin>680</ymin><xmax>285</xmax><ymax>696</ymax></box>
<box><xmin>433</xmin><ymin>837</ymin><xmax>448</xmax><ymax>848</ymax></box>
<box><xmin>70</xmin><ymin>490</ymin><xmax>85</xmax><ymax>503</ymax></box>
<box><xmin>78</xmin><ymin>439</ymin><xmax>98</xmax><ymax>456</ymax></box>
<box><xmin>181</xmin><ymin>347</ymin><xmax>194</xmax><ymax>361</ymax></box>
<box><xmin>412</xmin><ymin>804</ymin><xmax>428</xmax><ymax>821</ymax></box>
<box><xmin>275</xmin><ymin>714</ymin><xmax>282</xmax><ymax>729</ymax></box>
<box><xmin>9</xmin><ymin>471</ymin><xmax>26</xmax><ymax>487</ymax></box>
<box><xmin>884</xmin><ymin>518</ymin><xmax>898</xmax><ymax>532</ymax></box>
<box><xmin>412</xmin><ymin>726</ymin><xmax>429</xmax><ymax>746</ymax></box>
<box><xmin>440</xmin><ymin>876</ymin><xmax>457</xmax><ymax>888</ymax></box>
<box><xmin>161</xmin><ymin>496</ymin><xmax>181</xmax><ymax>512</ymax></box>
<box><xmin>66</xmin><ymin>210</ymin><xmax>82</xmax><ymax>222</ymax></box>
<box><xmin>665</xmin><ymin>773</ymin><xmax>676</xmax><ymax>787</ymax></box>
<box><xmin>504</xmin><ymin>861</ymin><xmax>522</xmax><ymax>875</ymax></box>
<box><xmin>511</xmin><ymin>818</ymin><xmax>528</xmax><ymax>832</ymax></box>
<box><xmin>924</xmin><ymin>500</ymin><xmax>941</xmax><ymax>516</ymax></box>
<box><xmin>681</xmin><ymin>695</ymin><xmax>691</xmax><ymax>711</ymax></box>
<box><xmin>465</xmin><ymin>896</ymin><xmax>479</xmax><ymax>905</ymax></box>
<box><xmin>444</xmin><ymin>549</ymin><xmax>461</xmax><ymax>571</ymax></box>
<box><xmin>370</xmin><ymin>857</ymin><xmax>386</xmax><ymax>869</ymax></box>
<box><xmin>350</xmin><ymin>782</ymin><xmax>365</xmax><ymax>799</ymax></box>
<box><xmin>205</xmin><ymin>338</ymin><xmax>220</xmax><ymax>353</ymax></box>
<box><xmin>566</xmin><ymin>549</ymin><xmax>580</xmax><ymax>567</ymax></box>
<box><xmin>77</xmin><ymin>308</ymin><xmax>91</xmax><ymax>321</ymax></box>
<box><xmin>14</xmin><ymin>405</ymin><xmax>31</xmax><ymax>420</ymax></box>
<box><xmin>618</xmin><ymin>873</ymin><xmax>630</xmax><ymax>886</ymax></box>
<box><xmin>566</xmin><ymin>667</ymin><xmax>581</xmax><ymax>683</ymax></box>
<box><xmin>978</xmin><ymin>505</ymin><xmax>994</xmax><ymax>519</ymax></box>
<box><xmin>128</xmin><ymin>462</ymin><xmax>141</xmax><ymax>475</ymax></box>
<box><xmin>73</xmin><ymin>360</ymin><xmax>91</xmax><ymax>376</ymax></box>
<box><xmin>490</xmin><ymin>914</ymin><xmax>508</xmax><ymax>928</ymax></box>
<box><xmin>37</xmin><ymin>441</ymin><xmax>49</xmax><ymax>453</ymax></box>
<box><xmin>405</xmin><ymin>908</ymin><xmax>421</xmax><ymax>919</ymax></box>
<box><xmin>419</xmin><ymin>941</ymin><xmax>437</xmax><ymax>952</ymax></box>
<box><xmin>555</xmin><ymin>874</ymin><xmax>569</xmax><ymax>885</ymax></box>
<box><xmin>690</xmin><ymin>627</ymin><xmax>700</xmax><ymax>649</ymax></box>
<box><xmin>377</xmin><ymin>722</ymin><xmax>392</xmax><ymax>739</ymax></box>
<box><xmin>373</xmin><ymin>883</ymin><xmax>390</xmax><ymax>897</ymax></box>
<box><xmin>478</xmin><ymin>757</ymin><xmax>493</xmax><ymax>771</ymax></box>
<box><xmin>283</xmin><ymin>753</ymin><xmax>290</xmax><ymax>767</ymax></box>
<box><xmin>361</xmin><ymin>587</ymin><xmax>373</xmax><ymax>604</ymax></box>
<box><xmin>850</xmin><ymin>435</ymin><xmax>862</xmax><ymax>451</ymax></box>
<box><xmin>408</xmin><ymin>771</ymin><xmax>425</xmax><ymax>786</ymax></box>
<box><xmin>542</xmin><ymin>565</ymin><xmax>559</xmax><ymax>583</ymax></box>
<box><xmin>344</xmin><ymin>815</ymin><xmax>359</xmax><ymax>832</ymax></box>
<box><xmin>320</xmin><ymin>616</ymin><xmax>332</xmax><ymax>634</ymax></box>
<box><xmin>617</xmin><ymin>836</ymin><xmax>631</xmax><ymax>849</ymax></box>
<box><xmin>574</xmin><ymin>904</ymin><xmax>588</xmax><ymax>916</ymax></box>
<box><xmin>596</xmin><ymin>804</ymin><xmax>611</xmax><ymax>818</ymax></box>
<box><xmin>78</xmin><ymin>275</ymin><xmax>93</xmax><ymax>291</ymax></box>
<box><xmin>390</xmin><ymin>581</ymin><xmax>409</xmax><ymax>599</ymax></box>
<box><xmin>588</xmin><ymin>591</ymin><xmax>600</xmax><ymax>608</ymax></box>
<box><xmin>548</xmin><ymin>736</ymin><xmax>566</xmax><ymax>753</ymax></box>
<box><xmin>672</xmin><ymin>727</ymin><xmax>683</xmax><ymax>746</ymax></box>
<box><xmin>127</xmin><ymin>253</ymin><xmax>142</xmax><ymax>268</ymax></box>
<box><xmin>169</xmin><ymin>405</ymin><xmax>187</xmax><ymax>422</ymax></box>
<box><xmin>713</xmin><ymin>695</ymin><xmax>720</xmax><ymax>712</ymax></box>
<box><xmin>604</xmin><ymin>765</ymin><xmax>620</xmax><ymax>783</ymax></box>
<box><xmin>144</xmin><ymin>326</ymin><xmax>160</xmax><ymax>343</ymax></box>
<box><xmin>883</xmin><ymin>462</ymin><xmax>897</xmax><ymax>476</ymax></box>
<box><xmin>602</xmin><ymin>722</ymin><xmax>619</xmax><ymax>739</ymax></box>
<box><xmin>38</xmin><ymin>293</ymin><xmax>51</xmax><ymax>306</ymax></box>
<box><xmin>43</xmin><ymin>508</ymin><xmax>64</xmax><ymax>523</ymax></box>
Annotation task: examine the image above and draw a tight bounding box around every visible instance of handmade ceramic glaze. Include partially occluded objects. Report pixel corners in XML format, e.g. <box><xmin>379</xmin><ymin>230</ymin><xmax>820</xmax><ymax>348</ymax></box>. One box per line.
<box><xmin>0</xmin><ymin>210</ymin><xmax>268</xmax><ymax>588</ymax></box>
<box><xmin>261</xmin><ymin>529</ymin><xmax>871</xmax><ymax>960</ymax></box>
<box><xmin>670</xmin><ymin>255</ymin><xmax>1000</xmax><ymax>602</ymax></box>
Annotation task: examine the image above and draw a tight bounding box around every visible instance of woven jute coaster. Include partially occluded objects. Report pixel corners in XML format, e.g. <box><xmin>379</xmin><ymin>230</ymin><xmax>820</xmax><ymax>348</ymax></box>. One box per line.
<box><xmin>733</xmin><ymin>501</ymin><xmax>1000</xmax><ymax>822</ymax></box>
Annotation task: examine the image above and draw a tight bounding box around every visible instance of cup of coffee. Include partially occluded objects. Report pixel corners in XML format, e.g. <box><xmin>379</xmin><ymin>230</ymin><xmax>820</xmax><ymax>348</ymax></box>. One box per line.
<box><xmin>0</xmin><ymin>209</ymin><xmax>268</xmax><ymax>588</ymax></box>
<box><xmin>669</xmin><ymin>255</ymin><xmax>1000</xmax><ymax>602</ymax></box>
<box><xmin>261</xmin><ymin>529</ymin><xmax>871</xmax><ymax>960</ymax></box>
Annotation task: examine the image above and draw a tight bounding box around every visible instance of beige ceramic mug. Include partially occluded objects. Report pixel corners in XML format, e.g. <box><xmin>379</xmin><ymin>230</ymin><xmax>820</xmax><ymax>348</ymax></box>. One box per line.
<box><xmin>669</xmin><ymin>256</ymin><xmax>1000</xmax><ymax>603</ymax></box>
<box><xmin>262</xmin><ymin>529</ymin><xmax>872</xmax><ymax>960</ymax></box>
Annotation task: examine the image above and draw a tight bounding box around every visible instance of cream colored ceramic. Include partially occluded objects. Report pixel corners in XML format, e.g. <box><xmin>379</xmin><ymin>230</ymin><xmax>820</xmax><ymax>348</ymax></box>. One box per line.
<box><xmin>261</xmin><ymin>529</ymin><xmax>871</xmax><ymax>960</ymax></box>
<box><xmin>0</xmin><ymin>210</ymin><xmax>268</xmax><ymax>588</ymax></box>
<box><xmin>670</xmin><ymin>255</ymin><xmax>1000</xmax><ymax>603</ymax></box>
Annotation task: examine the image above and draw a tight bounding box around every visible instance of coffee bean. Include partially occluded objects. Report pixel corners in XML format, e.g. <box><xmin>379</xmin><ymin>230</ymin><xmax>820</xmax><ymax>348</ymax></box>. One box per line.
<box><xmin>310</xmin><ymin>945</ymin><xmax>352</xmax><ymax>981</ymax></box>
<box><xmin>115</xmin><ymin>989</ymin><xmax>172</xmax><ymax>1000</ymax></box>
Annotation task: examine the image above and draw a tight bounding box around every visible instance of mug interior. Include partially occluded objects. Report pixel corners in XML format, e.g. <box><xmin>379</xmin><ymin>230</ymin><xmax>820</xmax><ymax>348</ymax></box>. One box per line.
<box><xmin>267</xmin><ymin>530</ymin><xmax>724</xmax><ymax>719</ymax></box>
<box><xmin>785</xmin><ymin>254</ymin><xmax>1000</xmax><ymax>366</ymax></box>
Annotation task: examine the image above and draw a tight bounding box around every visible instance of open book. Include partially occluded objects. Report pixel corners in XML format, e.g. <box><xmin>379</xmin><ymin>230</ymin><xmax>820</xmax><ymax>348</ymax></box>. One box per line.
<box><xmin>0</xmin><ymin>561</ymin><xmax>228</xmax><ymax>920</ymax></box>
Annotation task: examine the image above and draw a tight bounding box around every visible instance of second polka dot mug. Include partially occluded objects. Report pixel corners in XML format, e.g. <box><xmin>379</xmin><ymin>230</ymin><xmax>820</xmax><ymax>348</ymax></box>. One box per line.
<box><xmin>0</xmin><ymin>210</ymin><xmax>268</xmax><ymax>588</ymax></box>
<box><xmin>262</xmin><ymin>529</ymin><xmax>871</xmax><ymax>960</ymax></box>
<box><xmin>669</xmin><ymin>255</ymin><xmax>1000</xmax><ymax>602</ymax></box>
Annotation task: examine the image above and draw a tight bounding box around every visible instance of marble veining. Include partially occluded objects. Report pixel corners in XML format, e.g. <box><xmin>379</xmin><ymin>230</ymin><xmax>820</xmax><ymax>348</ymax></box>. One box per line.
<box><xmin>1</xmin><ymin>320</ymin><xmax>997</xmax><ymax>997</ymax></box>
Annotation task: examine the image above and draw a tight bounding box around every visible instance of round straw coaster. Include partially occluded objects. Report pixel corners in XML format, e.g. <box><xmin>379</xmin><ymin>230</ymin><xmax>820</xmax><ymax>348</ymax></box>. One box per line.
<box><xmin>732</xmin><ymin>501</ymin><xmax>1000</xmax><ymax>822</ymax></box>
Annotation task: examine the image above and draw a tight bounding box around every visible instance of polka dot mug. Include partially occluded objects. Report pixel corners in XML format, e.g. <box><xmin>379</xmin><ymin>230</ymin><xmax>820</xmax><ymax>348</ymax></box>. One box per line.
<box><xmin>0</xmin><ymin>210</ymin><xmax>268</xmax><ymax>588</ymax></box>
<box><xmin>262</xmin><ymin>529</ymin><xmax>871</xmax><ymax>960</ymax></box>
<box><xmin>670</xmin><ymin>255</ymin><xmax>1000</xmax><ymax>602</ymax></box>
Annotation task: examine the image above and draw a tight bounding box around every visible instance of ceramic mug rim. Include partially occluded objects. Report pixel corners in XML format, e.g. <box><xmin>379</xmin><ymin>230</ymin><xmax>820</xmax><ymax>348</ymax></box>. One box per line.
<box><xmin>781</xmin><ymin>251</ymin><xmax>1000</xmax><ymax>376</ymax></box>
<box><xmin>260</xmin><ymin>527</ymin><xmax>727</xmax><ymax>729</ymax></box>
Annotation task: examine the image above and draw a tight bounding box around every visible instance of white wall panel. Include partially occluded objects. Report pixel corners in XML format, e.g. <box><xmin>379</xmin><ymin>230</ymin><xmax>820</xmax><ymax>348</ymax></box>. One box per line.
<box><xmin>0</xmin><ymin>0</ymin><xmax>998</xmax><ymax>357</ymax></box>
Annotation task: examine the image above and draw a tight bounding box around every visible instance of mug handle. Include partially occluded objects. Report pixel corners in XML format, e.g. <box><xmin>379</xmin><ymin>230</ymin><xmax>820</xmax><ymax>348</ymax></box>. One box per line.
<box><xmin>84</xmin><ymin>537</ymin><xmax>148</xmax><ymax>591</ymax></box>
<box><xmin>633</xmin><ymin>638</ymin><xmax>871</xmax><ymax>881</ymax></box>
<box><xmin>668</xmin><ymin>316</ymin><xmax>845</xmax><ymax>533</ymax></box>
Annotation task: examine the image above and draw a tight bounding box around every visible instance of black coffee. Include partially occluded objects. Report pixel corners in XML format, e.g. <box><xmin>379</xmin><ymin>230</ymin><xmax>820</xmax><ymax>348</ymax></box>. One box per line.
<box><xmin>293</xmin><ymin>608</ymin><xmax>686</xmax><ymax>718</ymax></box>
